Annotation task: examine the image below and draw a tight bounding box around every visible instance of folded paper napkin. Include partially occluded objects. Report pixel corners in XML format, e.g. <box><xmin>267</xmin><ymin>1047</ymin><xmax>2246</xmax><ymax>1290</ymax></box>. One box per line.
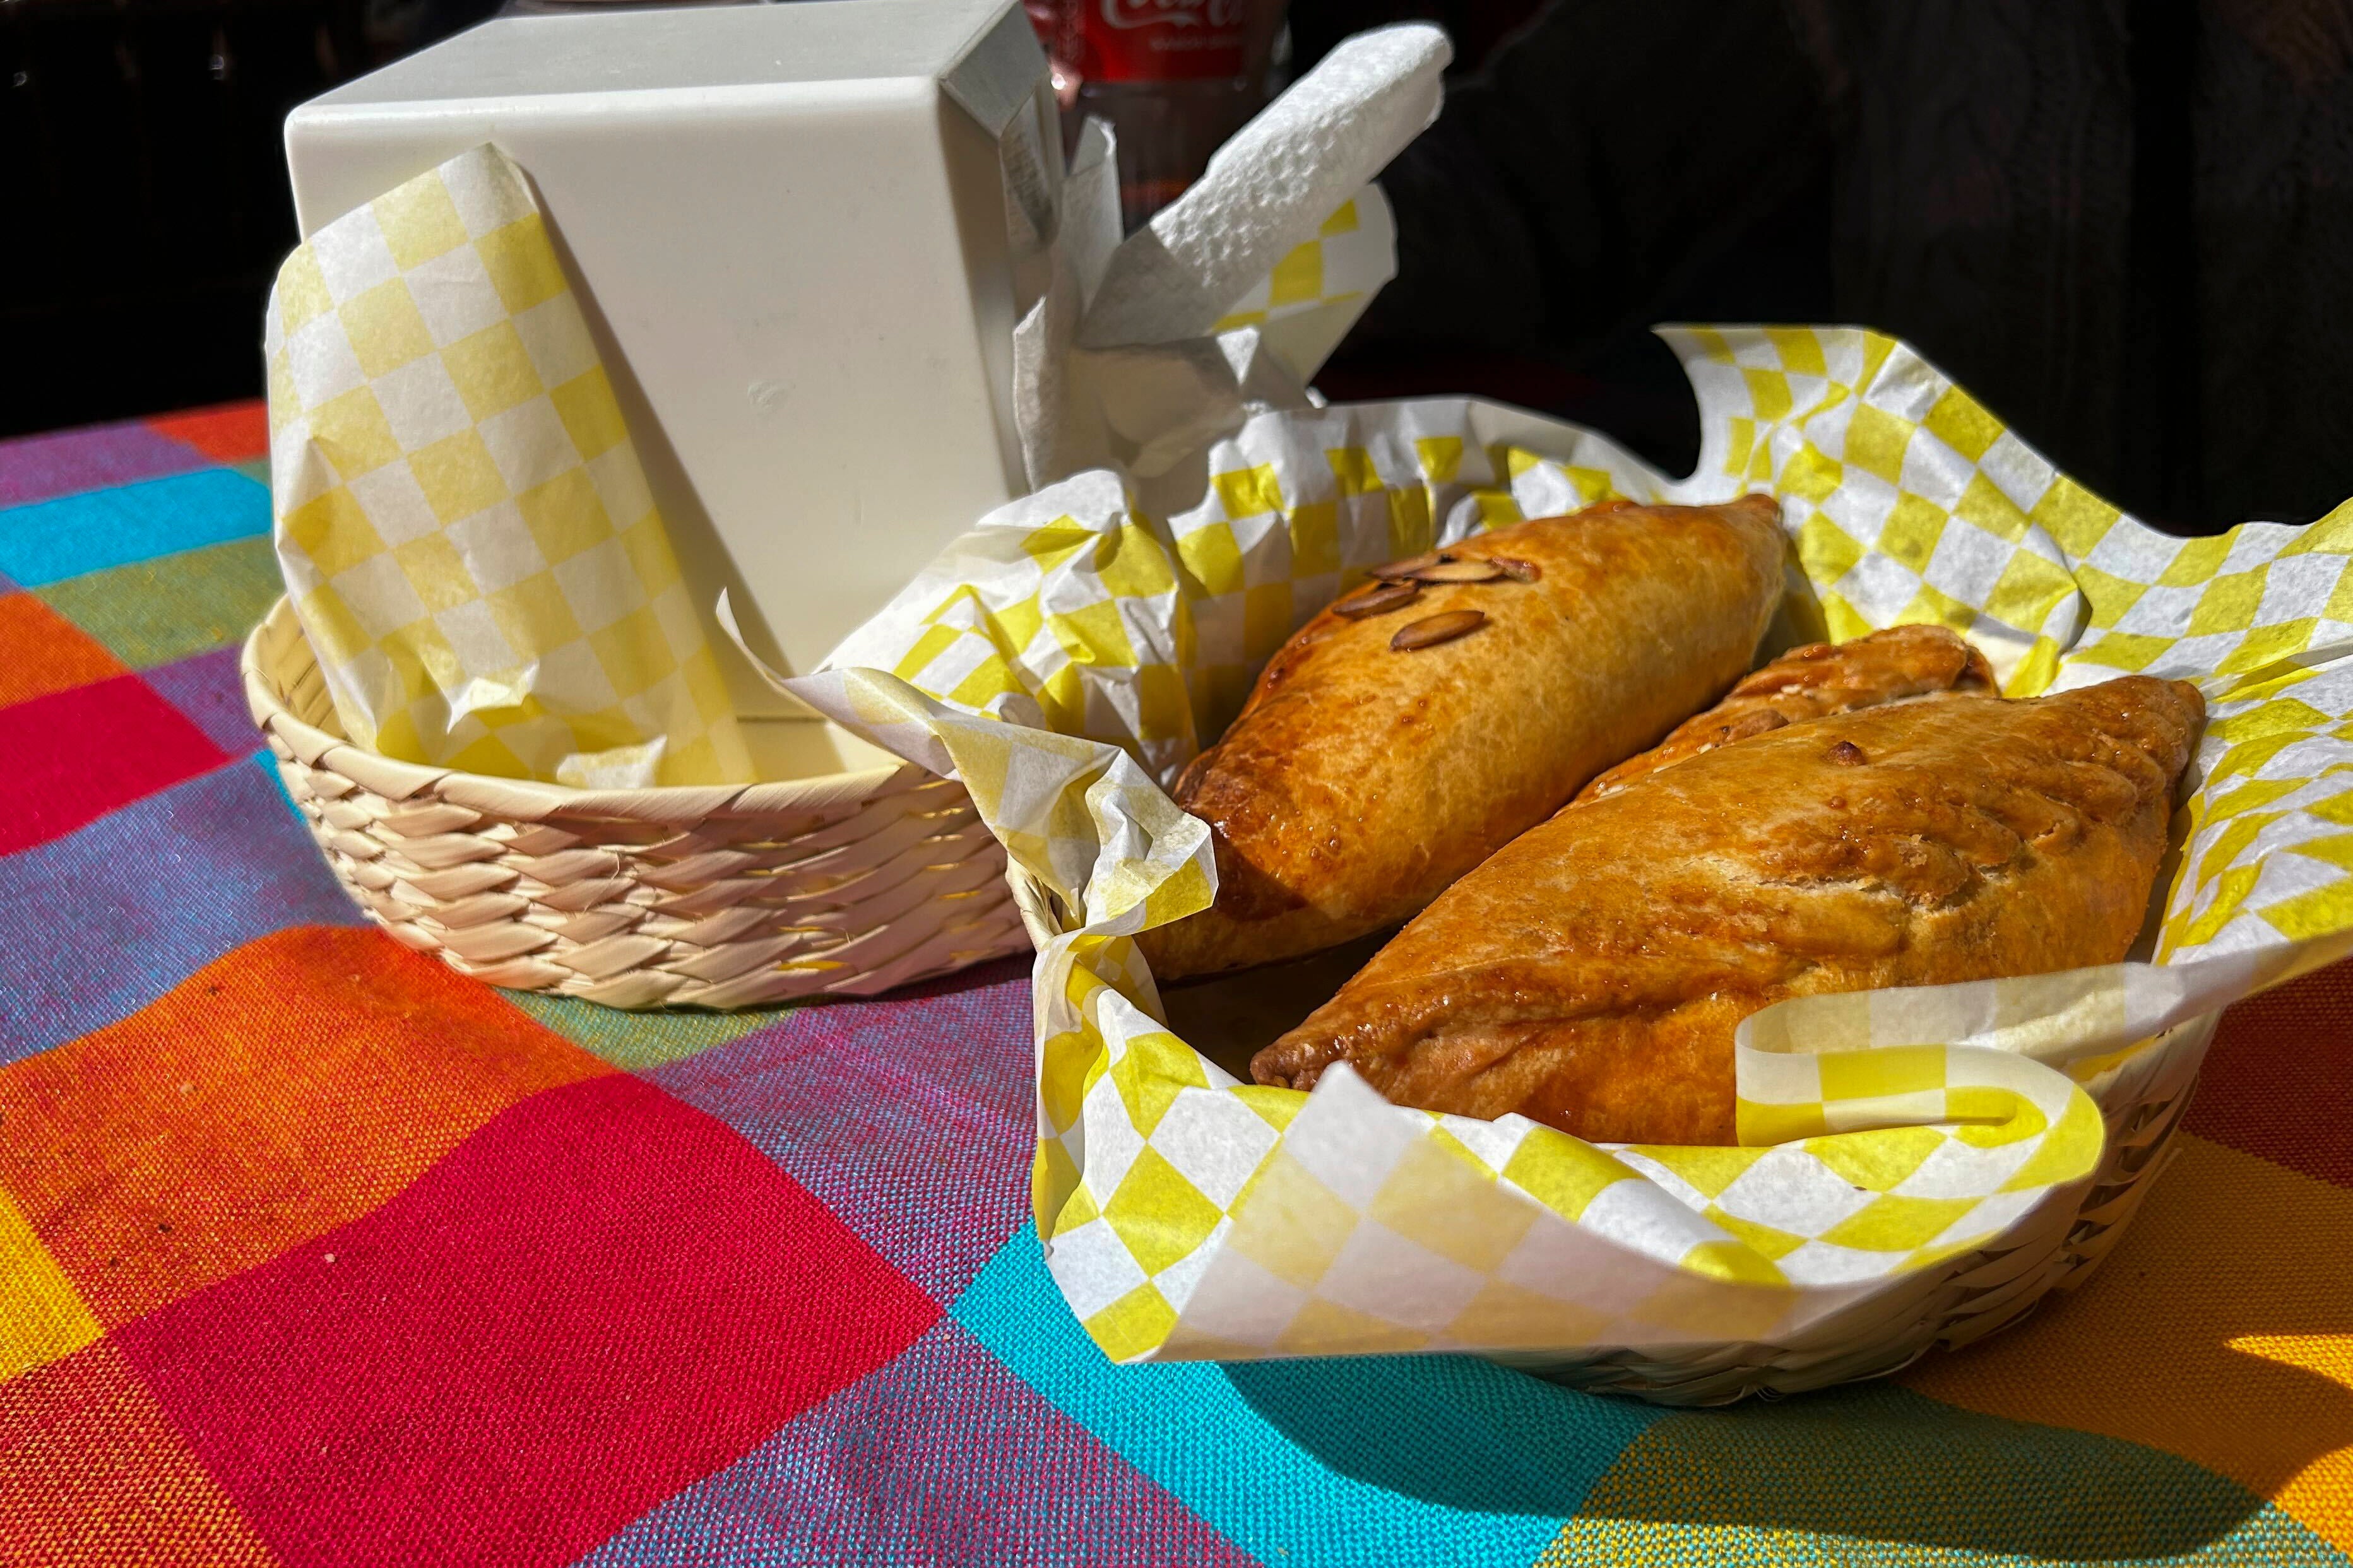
<box><xmin>264</xmin><ymin>144</ymin><xmax>750</xmax><ymax>788</ymax></box>
<box><xmin>257</xmin><ymin>20</ymin><xmax>1452</xmax><ymax>789</ymax></box>
<box><xmin>1014</xmin><ymin>25</ymin><xmax>1445</xmax><ymax>489</ymax></box>
<box><xmin>780</xmin><ymin>322</ymin><xmax>2353</xmax><ymax>1365</ymax></box>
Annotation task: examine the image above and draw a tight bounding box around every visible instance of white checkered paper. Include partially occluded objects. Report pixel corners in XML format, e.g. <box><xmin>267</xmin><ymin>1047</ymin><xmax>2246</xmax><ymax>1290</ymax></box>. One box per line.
<box><xmin>779</xmin><ymin>322</ymin><xmax>2353</xmax><ymax>1367</ymax></box>
<box><xmin>266</xmin><ymin>145</ymin><xmax>750</xmax><ymax>788</ymax></box>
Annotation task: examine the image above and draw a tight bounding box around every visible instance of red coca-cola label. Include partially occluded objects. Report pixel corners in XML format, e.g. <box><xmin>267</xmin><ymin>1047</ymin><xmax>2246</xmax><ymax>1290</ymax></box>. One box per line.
<box><xmin>1081</xmin><ymin>0</ymin><xmax>1250</xmax><ymax>81</ymax></box>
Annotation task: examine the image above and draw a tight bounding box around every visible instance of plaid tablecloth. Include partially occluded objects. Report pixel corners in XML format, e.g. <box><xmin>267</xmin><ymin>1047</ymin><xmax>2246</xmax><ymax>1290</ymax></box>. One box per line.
<box><xmin>2</xmin><ymin>402</ymin><xmax>2349</xmax><ymax>1567</ymax></box>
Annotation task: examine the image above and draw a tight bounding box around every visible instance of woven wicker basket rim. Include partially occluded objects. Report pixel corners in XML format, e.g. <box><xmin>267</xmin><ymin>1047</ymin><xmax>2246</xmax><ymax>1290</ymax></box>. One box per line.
<box><xmin>242</xmin><ymin>596</ymin><xmax>909</xmax><ymax>822</ymax></box>
<box><xmin>1013</xmin><ymin>839</ymin><xmax>2210</xmax><ymax>1392</ymax></box>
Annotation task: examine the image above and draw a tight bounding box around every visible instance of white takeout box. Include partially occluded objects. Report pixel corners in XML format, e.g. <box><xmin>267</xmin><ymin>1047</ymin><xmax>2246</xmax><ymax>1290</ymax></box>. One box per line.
<box><xmin>284</xmin><ymin>0</ymin><xmax>1059</xmax><ymax>738</ymax></box>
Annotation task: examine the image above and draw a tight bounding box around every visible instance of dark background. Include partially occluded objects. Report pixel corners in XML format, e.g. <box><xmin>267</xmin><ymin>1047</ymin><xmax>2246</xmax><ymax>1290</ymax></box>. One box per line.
<box><xmin>1314</xmin><ymin>0</ymin><xmax>2353</xmax><ymax>536</ymax></box>
<box><xmin>8</xmin><ymin>0</ymin><xmax>2349</xmax><ymax>533</ymax></box>
<box><xmin>3</xmin><ymin>0</ymin><xmax>366</xmax><ymax>435</ymax></box>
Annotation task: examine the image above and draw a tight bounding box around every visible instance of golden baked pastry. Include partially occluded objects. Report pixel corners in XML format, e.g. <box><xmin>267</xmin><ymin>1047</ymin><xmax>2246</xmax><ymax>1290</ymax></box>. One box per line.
<box><xmin>1574</xmin><ymin>622</ymin><xmax>1996</xmax><ymax>804</ymax></box>
<box><xmin>1253</xmin><ymin>675</ymin><xmax>2204</xmax><ymax>1144</ymax></box>
<box><xmin>1137</xmin><ymin>496</ymin><xmax>1787</xmax><ymax>981</ymax></box>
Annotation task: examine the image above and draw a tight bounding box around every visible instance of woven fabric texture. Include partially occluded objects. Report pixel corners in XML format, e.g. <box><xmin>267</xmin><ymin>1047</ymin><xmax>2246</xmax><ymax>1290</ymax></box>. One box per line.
<box><xmin>1</xmin><ymin>403</ymin><xmax>2349</xmax><ymax>1566</ymax></box>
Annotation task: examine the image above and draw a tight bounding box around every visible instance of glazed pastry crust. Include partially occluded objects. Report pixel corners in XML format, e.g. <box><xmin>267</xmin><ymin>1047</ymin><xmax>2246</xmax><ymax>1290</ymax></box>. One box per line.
<box><xmin>1137</xmin><ymin>496</ymin><xmax>1787</xmax><ymax>980</ymax></box>
<box><xmin>1574</xmin><ymin>623</ymin><xmax>1996</xmax><ymax>804</ymax></box>
<box><xmin>1252</xmin><ymin>676</ymin><xmax>2205</xmax><ymax>1145</ymax></box>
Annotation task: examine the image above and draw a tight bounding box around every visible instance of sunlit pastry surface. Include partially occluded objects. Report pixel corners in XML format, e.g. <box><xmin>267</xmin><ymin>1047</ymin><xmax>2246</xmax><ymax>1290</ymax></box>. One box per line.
<box><xmin>1139</xmin><ymin>496</ymin><xmax>1788</xmax><ymax>980</ymax></box>
<box><xmin>1254</xmin><ymin>674</ymin><xmax>2205</xmax><ymax>1145</ymax></box>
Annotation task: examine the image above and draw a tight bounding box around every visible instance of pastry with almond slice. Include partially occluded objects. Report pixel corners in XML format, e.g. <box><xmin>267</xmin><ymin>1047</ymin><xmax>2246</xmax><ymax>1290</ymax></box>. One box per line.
<box><xmin>1137</xmin><ymin>496</ymin><xmax>1787</xmax><ymax>980</ymax></box>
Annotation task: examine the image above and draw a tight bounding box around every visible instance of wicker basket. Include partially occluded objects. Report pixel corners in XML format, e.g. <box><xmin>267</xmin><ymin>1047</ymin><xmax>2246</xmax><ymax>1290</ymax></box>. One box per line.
<box><xmin>1514</xmin><ymin>1011</ymin><xmax>2214</xmax><ymax>1403</ymax></box>
<box><xmin>1009</xmin><ymin>871</ymin><xmax>2215</xmax><ymax>1404</ymax></box>
<box><xmin>245</xmin><ymin>596</ymin><xmax>1029</xmax><ymax>1007</ymax></box>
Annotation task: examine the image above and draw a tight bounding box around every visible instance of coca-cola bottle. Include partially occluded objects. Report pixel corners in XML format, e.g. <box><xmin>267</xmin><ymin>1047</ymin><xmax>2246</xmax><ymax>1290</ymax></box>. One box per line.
<box><xmin>1026</xmin><ymin>0</ymin><xmax>1288</xmax><ymax>230</ymax></box>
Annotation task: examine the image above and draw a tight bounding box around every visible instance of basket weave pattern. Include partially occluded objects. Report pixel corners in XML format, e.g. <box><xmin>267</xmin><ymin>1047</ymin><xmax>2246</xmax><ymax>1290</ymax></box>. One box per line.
<box><xmin>246</xmin><ymin>598</ymin><xmax>1028</xmax><ymax>1008</ymax></box>
<box><xmin>1512</xmin><ymin>1012</ymin><xmax>2212</xmax><ymax>1403</ymax></box>
<box><xmin>1010</xmin><ymin>869</ymin><xmax>2212</xmax><ymax>1403</ymax></box>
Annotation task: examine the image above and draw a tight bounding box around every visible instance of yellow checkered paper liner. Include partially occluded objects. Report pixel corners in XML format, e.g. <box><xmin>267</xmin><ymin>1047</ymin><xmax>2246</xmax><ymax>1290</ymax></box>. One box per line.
<box><xmin>782</xmin><ymin>326</ymin><xmax>2353</xmax><ymax>1363</ymax></box>
<box><xmin>1209</xmin><ymin>193</ymin><xmax>1392</xmax><ymax>335</ymax></box>
<box><xmin>265</xmin><ymin>144</ymin><xmax>750</xmax><ymax>788</ymax></box>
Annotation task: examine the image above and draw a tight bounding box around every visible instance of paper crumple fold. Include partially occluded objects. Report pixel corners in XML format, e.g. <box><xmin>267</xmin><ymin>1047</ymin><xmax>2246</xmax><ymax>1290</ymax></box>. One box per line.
<box><xmin>264</xmin><ymin>144</ymin><xmax>750</xmax><ymax>789</ymax></box>
<box><xmin>729</xmin><ymin>20</ymin><xmax>2353</xmax><ymax>1365</ymax></box>
<box><xmin>780</xmin><ymin>315</ymin><xmax>2353</xmax><ymax>1365</ymax></box>
<box><xmin>1012</xmin><ymin>25</ymin><xmax>1442</xmax><ymax>490</ymax></box>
